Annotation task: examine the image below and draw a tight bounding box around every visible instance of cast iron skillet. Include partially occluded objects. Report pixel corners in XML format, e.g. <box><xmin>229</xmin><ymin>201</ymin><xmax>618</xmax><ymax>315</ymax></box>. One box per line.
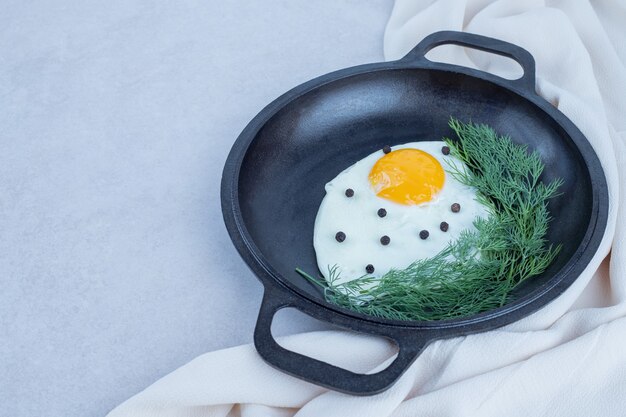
<box><xmin>221</xmin><ymin>31</ymin><xmax>608</xmax><ymax>395</ymax></box>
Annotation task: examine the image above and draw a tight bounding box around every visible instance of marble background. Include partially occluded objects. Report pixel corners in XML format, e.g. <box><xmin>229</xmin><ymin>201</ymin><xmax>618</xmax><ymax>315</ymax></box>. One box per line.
<box><xmin>0</xmin><ymin>1</ymin><xmax>392</xmax><ymax>416</ymax></box>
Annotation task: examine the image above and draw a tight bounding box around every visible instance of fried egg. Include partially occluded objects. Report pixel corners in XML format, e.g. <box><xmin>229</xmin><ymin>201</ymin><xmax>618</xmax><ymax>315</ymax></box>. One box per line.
<box><xmin>313</xmin><ymin>141</ymin><xmax>489</xmax><ymax>285</ymax></box>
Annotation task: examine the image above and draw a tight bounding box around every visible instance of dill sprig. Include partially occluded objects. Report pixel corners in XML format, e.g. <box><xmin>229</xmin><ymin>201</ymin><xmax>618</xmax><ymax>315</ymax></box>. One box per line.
<box><xmin>297</xmin><ymin>118</ymin><xmax>563</xmax><ymax>321</ymax></box>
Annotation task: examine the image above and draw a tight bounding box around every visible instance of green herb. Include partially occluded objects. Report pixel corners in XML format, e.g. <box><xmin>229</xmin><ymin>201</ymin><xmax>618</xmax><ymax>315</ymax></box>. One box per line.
<box><xmin>297</xmin><ymin>118</ymin><xmax>563</xmax><ymax>321</ymax></box>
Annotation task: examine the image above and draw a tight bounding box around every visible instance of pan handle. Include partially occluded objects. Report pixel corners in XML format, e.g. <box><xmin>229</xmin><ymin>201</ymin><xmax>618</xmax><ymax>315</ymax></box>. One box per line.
<box><xmin>401</xmin><ymin>30</ymin><xmax>536</xmax><ymax>93</ymax></box>
<box><xmin>254</xmin><ymin>287</ymin><xmax>431</xmax><ymax>395</ymax></box>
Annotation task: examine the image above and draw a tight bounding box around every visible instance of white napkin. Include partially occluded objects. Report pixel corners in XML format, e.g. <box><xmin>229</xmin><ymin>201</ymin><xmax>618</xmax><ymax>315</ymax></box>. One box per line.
<box><xmin>107</xmin><ymin>1</ymin><xmax>626</xmax><ymax>416</ymax></box>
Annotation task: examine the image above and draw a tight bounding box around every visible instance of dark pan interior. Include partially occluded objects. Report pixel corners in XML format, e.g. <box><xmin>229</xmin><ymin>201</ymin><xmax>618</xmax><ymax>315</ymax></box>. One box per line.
<box><xmin>237</xmin><ymin>68</ymin><xmax>592</xmax><ymax>316</ymax></box>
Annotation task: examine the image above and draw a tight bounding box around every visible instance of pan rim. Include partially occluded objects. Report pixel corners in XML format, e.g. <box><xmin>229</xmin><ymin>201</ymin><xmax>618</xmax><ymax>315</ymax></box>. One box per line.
<box><xmin>220</xmin><ymin>60</ymin><xmax>609</xmax><ymax>331</ymax></box>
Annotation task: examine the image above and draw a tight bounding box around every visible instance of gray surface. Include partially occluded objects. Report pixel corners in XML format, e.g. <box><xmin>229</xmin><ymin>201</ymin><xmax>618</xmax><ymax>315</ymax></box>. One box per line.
<box><xmin>0</xmin><ymin>1</ymin><xmax>392</xmax><ymax>416</ymax></box>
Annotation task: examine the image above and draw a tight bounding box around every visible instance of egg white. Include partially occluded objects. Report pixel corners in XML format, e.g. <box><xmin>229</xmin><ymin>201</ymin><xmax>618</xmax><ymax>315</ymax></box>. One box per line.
<box><xmin>313</xmin><ymin>141</ymin><xmax>489</xmax><ymax>285</ymax></box>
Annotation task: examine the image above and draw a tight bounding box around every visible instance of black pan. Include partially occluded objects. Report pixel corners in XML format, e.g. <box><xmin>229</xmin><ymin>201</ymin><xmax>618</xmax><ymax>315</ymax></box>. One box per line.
<box><xmin>220</xmin><ymin>31</ymin><xmax>608</xmax><ymax>395</ymax></box>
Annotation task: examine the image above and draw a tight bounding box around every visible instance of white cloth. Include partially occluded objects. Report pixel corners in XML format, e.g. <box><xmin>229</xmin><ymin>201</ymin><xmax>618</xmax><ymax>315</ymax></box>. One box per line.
<box><xmin>107</xmin><ymin>1</ymin><xmax>626</xmax><ymax>416</ymax></box>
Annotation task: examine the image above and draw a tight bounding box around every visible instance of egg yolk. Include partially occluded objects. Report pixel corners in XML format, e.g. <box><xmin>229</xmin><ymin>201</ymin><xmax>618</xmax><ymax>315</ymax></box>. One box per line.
<box><xmin>368</xmin><ymin>149</ymin><xmax>445</xmax><ymax>205</ymax></box>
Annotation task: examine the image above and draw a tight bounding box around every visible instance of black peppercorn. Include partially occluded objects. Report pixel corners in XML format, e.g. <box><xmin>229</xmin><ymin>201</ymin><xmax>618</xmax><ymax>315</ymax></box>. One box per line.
<box><xmin>345</xmin><ymin>188</ymin><xmax>354</xmax><ymax>197</ymax></box>
<box><xmin>451</xmin><ymin>203</ymin><xmax>461</xmax><ymax>213</ymax></box>
<box><xmin>365</xmin><ymin>264</ymin><xmax>375</xmax><ymax>274</ymax></box>
<box><xmin>380</xmin><ymin>235</ymin><xmax>390</xmax><ymax>245</ymax></box>
<box><xmin>382</xmin><ymin>145</ymin><xmax>392</xmax><ymax>154</ymax></box>
<box><xmin>335</xmin><ymin>231</ymin><xmax>346</xmax><ymax>242</ymax></box>
<box><xmin>440</xmin><ymin>221</ymin><xmax>449</xmax><ymax>232</ymax></box>
<box><xmin>419</xmin><ymin>230</ymin><xmax>429</xmax><ymax>240</ymax></box>
<box><xmin>377</xmin><ymin>208</ymin><xmax>387</xmax><ymax>218</ymax></box>
<box><xmin>442</xmin><ymin>146</ymin><xmax>450</xmax><ymax>155</ymax></box>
